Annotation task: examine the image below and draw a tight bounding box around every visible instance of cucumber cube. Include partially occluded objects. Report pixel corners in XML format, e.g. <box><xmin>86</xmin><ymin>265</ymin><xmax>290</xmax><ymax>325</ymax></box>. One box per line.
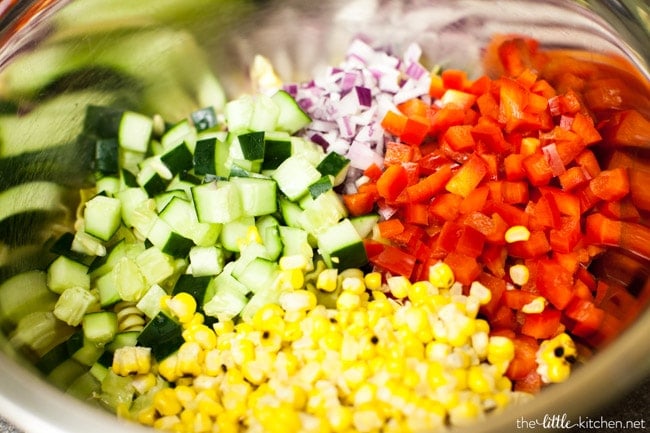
<box><xmin>191</xmin><ymin>181</ymin><xmax>242</xmax><ymax>224</ymax></box>
<box><xmin>84</xmin><ymin>195</ymin><xmax>122</xmax><ymax>241</ymax></box>
<box><xmin>272</xmin><ymin>155</ymin><xmax>322</xmax><ymax>201</ymax></box>
<box><xmin>47</xmin><ymin>256</ymin><xmax>91</xmax><ymax>294</ymax></box>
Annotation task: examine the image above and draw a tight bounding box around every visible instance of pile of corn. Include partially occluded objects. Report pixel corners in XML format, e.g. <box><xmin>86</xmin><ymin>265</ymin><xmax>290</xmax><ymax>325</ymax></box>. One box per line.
<box><xmin>112</xmin><ymin>259</ymin><xmax>575</xmax><ymax>433</ymax></box>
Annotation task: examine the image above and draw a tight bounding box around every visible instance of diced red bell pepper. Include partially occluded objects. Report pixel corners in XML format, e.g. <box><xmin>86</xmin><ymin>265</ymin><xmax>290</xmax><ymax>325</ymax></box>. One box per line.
<box><xmin>522</xmin><ymin>151</ymin><xmax>554</xmax><ymax>186</ymax></box>
<box><xmin>549</xmin><ymin>216</ymin><xmax>581</xmax><ymax>253</ymax></box>
<box><xmin>405</xmin><ymin>164</ymin><xmax>453</xmax><ymax>203</ymax></box>
<box><xmin>585</xmin><ymin>213</ymin><xmax>650</xmax><ymax>260</ymax></box>
<box><xmin>443</xmin><ymin>251</ymin><xmax>481</xmax><ymax>286</ymax></box>
<box><xmin>521</xmin><ymin>308</ymin><xmax>563</xmax><ymax>339</ymax></box>
<box><xmin>445</xmin><ymin>154</ymin><xmax>488</xmax><ymax>198</ymax></box>
<box><xmin>563</xmin><ymin>298</ymin><xmax>605</xmax><ymax>338</ymax></box>
<box><xmin>363</xmin><ymin>163</ymin><xmax>383</xmax><ymax>181</ymax></box>
<box><xmin>503</xmin><ymin>153</ymin><xmax>527</xmax><ymax>181</ymax></box>
<box><xmin>482</xmin><ymin>244</ymin><xmax>507</xmax><ymax>277</ymax></box>
<box><xmin>377</xmin><ymin>219</ymin><xmax>405</xmax><ymax>239</ymax></box>
<box><xmin>471</xmin><ymin>122</ymin><xmax>510</xmax><ymax>153</ymax></box>
<box><xmin>376</xmin><ymin>163</ymin><xmax>408</xmax><ymax>201</ymax></box>
<box><xmin>558</xmin><ymin>166</ymin><xmax>590</xmax><ymax>191</ymax></box>
<box><xmin>571</xmin><ymin>112</ymin><xmax>602</xmax><ymax>145</ymax></box>
<box><xmin>588</xmin><ymin>167</ymin><xmax>630</xmax><ymax>202</ymax></box>
<box><xmin>384</xmin><ymin>141</ymin><xmax>414</xmax><ymax>165</ymax></box>
<box><xmin>342</xmin><ymin>192</ymin><xmax>376</xmax><ymax>217</ymax></box>
<box><xmin>478</xmin><ymin>271</ymin><xmax>508</xmax><ymax>317</ymax></box>
<box><xmin>401</xmin><ymin>114</ymin><xmax>431</xmax><ymax>146</ymax></box>
<box><xmin>403</xmin><ymin>202</ymin><xmax>429</xmax><ymax>225</ymax></box>
<box><xmin>535</xmin><ymin>258</ymin><xmax>575</xmax><ymax>310</ymax></box>
<box><xmin>428</xmin><ymin>192</ymin><xmax>463</xmax><ymax>222</ymax></box>
<box><xmin>508</xmin><ymin>230</ymin><xmax>551</xmax><ymax>259</ymax></box>
<box><xmin>506</xmin><ymin>335</ymin><xmax>540</xmax><ymax>381</ymax></box>
<box><xmin>366</xmin><ymin>242</ymin><xmax>417</xmax><ymax>279</ymax></box>
<box><xmin>381</xmin><ymin>110</ymin><xmax>408</xmax><ymax>137</ymax></box>
<box><xmin>442</xmin><ymin>124</ymin><xmax>476</xmax><ymax>152</ymax></box>
<box><xmin>456</xmin><ymin>226</ymin><xmax>486</xmax><ymax>258</ymax></box>
<box><xmin>502</xmin><ymin>290</ymin><xmax>540</xmax><ymax>310</ymax></box>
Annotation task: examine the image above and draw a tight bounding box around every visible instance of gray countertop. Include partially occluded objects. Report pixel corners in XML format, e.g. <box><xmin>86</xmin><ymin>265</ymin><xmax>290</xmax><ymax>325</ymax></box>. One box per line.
<box><xmin>1</xmin><ymin>376</ymin><xmax>648</xmax><ymax>433</ymax></box>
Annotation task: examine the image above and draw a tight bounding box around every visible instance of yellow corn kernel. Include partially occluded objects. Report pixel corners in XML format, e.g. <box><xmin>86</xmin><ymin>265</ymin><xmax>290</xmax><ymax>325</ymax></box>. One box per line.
<box><xmin>112</xmin><ymin>346</ymin><xmax>152</xmax><ymax>376</ymax></box>
<box><xmin>352</xmin><ymin>403</ymin><xmax>385</xmax><ymax>433</ymax></box>
<box><xmin>280</xmin><ymin>268</ymin><xmax>306</xmax><ymax>290</ymax></box>
<box><xmin>245</xmin><ymin>226</ymin><xmax>262</xmax><ymax>245</ymax></box>
<box><xmin>496</xmin><ymin>376</ymin><xmax>512</xmax><ymax>391</ymax></box>
<box><xmin>131</xmin><ymin>373</ymin><xmax>157</xmax><ymax>395</ymax></box>
<box><xmin>521</xmin><ymin>296</ymin><xmax>547</xmax><ymax>315</ymax></box>
<box><xmin>166</xmin><ymin>292</ymin><xmax>197</xmax><ymax>324</ymax></box>
<box><xmin>329</xmin><ymin>405</ymin><xmax>353</xmax><ymax>432</ymax></box>
<box><xmin>387</xmin><ymin>275</ymin><xmax>411</xmax><ymax>299</ymax></box>
<box><xmin>280</xmin><ymin>254</ymin><xmax>309</xmax><ymax>271</ymax></box>
<box><xmin>174</xmin><ymin>385</ymin><xmax>197</xmax><ymax>409</ymax></box>
<box><xmin>408</xmin><ymin>280</ymin><xmax>437</xmax><ymax>305</ymax></box>
<box><xmin>451</xmin><ymin>367</ymin><xmax>468</xmax><ymax>391</ymax></box>
<box><xmin>475</xmin><ymin>318</ymin><xmax>490</xmax><ymax>334</ymax></box>
<box><xmin>504</xmin><ymin>225</ymin><xmax>531</xmax><ymax>243</ymax></box>
<box><xmin>316</xmin><ymin>268</ymin><xmax>339</xmax><ymax>292</ymax></box>
<box><xmin>469</xmin><ymin>281</ymin><xmax>492</xmax><ymax>305</ymax></box>
<box><xmin>336</xmin><ymin>291</ymin><xmax>361</xmax><ymax>311</ymax></box>
<box><xmin>251</xmin><ymin>303</ymin><xmax>285</xmax><ymax>333</ymax></box>
<box><xmin>177</xmin><ymin>341</ymin><xmax>204</xmax><ymax>377</ymax></box>
<box><xmin>242</xmin><ymin>359</ymin><xmax>268</xmax><ymax>385</ymax></box>
<box><xmin>231</xmin><ymin>338</ymin><xmax>256</xmax><ymax>366</ymax></box>
<box><xmin>509</xmin><ymin>263</ymin><xmax>530</xmax><ymax>286</ymax></box>
<box><xmin>213</xmin><ymin>319</ymin><xmax>234</xmax><ymax>336</ymax></box>
<box><xmin>153</xmin><ymin>415</ymin><xmax>182</xmax><ymax>432</ymax></box>
<box><xmin>158</xmin><ymin>353</ymin><xmax>179</xmax><ymax>382</ymax></box>
<box><xmin>280</xmin><ymin>289</ymin><xmax>317</xmax><ymax>312</ymax></box>
<box><xmin>487</xmin><ymin>336</ymin><xmax>515</xmax><ymax>365</ymax></box>
<box><xmin>536</xmin><ymin>333</ymin><xmax>576</xmax><ymax>383</ymax></box>
<box><xmin>182</xmin><ymin>323</ymin><xmax>217</xmax><ymax>350</ymax></box>
<box><xmin>429</xmin><ymin>261</ymin><xmax>455</xmax><ymax>290</ymax></box>
<box><xmin>363</xmin><ymin>272</ymin><xmax>382</xmax><ymax>291</ymax></box>
<box><xmin>154</xmin><ymin>388</ymin><xmax>183</xmax><ymax>416</ymax></box>
<box><xmin>341</xmin><ymin>276</ymin><xmax>366</xmax><ymax>295</ymax></box>
<box><xmin>193</xmin><ymin>411</ymin><xmax>213</xmax><ymax>433</ymax></box>
<box><xmin>136</xmin><ymin>406</ymin><xmax>156</xmax><ymax>426</ymax></box>
<box><xmin>467</xmin><ymin>365</ymin><xmax>495</xmax><ymax>394</ymax></box>
<box><xmin>426</xmin><ymin>361</ymin><xmax>448</xmax><ymax>389</ymax></box>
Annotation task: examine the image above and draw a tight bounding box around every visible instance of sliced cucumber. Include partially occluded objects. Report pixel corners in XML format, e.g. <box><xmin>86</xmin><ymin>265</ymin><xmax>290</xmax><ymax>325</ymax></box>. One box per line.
<box><xmin>317</xmin><ymin>218</ymin><xmax>368</xmax><ymax>270</ymax></box>
<box><xmin>82</xmin><ymin>311</ymin><xmax>118</xmax><ymax>345</ymax></box>
<box><xmin>119</xmin><ymin>111</ymin><xmax>153</xmax><ymax>153</ymax></box>
<box><xmin>316</xmin><ymin>152</ymin><xmax>350</xmax><ymax>186</ymax></box>
<box><xmin>271</xmin><ymin>90</ymin><xmax>311</xmax><ymax>134</ymax></box>
<box><xmin>191</xmin><ymin>180</ymin><xmax>242</xmax><ymax>224</ymax></box>
<box><xmin>230</xmin><ymin>176</ymin><xmax>277</xmax><ymax>217</ymax></box>
<box><xmin>137</xmin><ymin>311</ymin><xmax>183</xmax><ymax>361</ymax></box>
<box><xmin>84</xmin><ymin>194</ymin><xmax>122</xmax><ymax>241</ymax></box>
<box><xmin>272</xmin><ymin>155</ymin><xmax>322</xmax><ymax>201</ymax></box>
<box><xmin>47</xmin><ymin>255</ymin><xmax>91</xmax><ymax>294</ymax></box>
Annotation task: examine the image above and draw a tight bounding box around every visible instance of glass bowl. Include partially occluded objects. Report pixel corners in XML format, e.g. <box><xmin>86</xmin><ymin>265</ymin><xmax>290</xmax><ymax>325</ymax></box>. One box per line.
<box><xmin>0</xmin><ymin>1</ymin><xmax>648</xmax><ymax>432</ymax></box>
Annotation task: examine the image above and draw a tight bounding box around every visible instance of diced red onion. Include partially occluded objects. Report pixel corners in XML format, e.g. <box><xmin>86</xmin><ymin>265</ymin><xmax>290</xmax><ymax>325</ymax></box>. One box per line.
<box><xmin>559</xmin><ymin>115</ymin><xmax>574</xmax><ymax>130</ymax></box>
<box><xmin>346</xmin><ymin>139</ymin><xmax>384</xmax><ymax>170</ymax></box>
<box><xmin>355</xmin><ymin>86</ymin><xmax>373</xmax><ymax>107</ymax></box>
<box><xmin>378</xmin><ymin>202</ymin><xmax>398</xmax><ymax>220</ymax></box>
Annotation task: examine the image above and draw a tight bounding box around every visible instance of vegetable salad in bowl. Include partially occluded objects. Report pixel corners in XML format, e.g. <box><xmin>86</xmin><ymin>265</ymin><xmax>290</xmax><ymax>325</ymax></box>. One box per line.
<box><xmin>0</xmin><ymin>1</ymin><xmax>649</xmax><ymax>433</ymax></box>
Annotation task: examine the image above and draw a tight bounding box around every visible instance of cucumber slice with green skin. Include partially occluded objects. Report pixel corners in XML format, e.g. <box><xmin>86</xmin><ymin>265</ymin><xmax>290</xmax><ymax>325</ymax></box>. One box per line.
<box><xmin>251</xmin><ymin>94</ymin><xmax>280</xmax><ymax>132</ymax></box>
<box><xmin>54</xmin><ymin>286</ymin><xmax>99</xmax><ymax>327</ymax></box>
<box><xmin>94</xmin><ymin>137</ymin><xmax>119</xmax><ymax>175</ymax></box>
<box><xmin>191</xmin><ymin>180</ymin><xmax>242</xmax><ymax>224</ymax></box>
<box><xmin>47</xmin><ymin>359</ymin><xmax>88</xmax><ymax>391</ymax></box>
<box><xmin>190</xmin><ymin>106</ymin><xmax>218</xmax><ymax>132</ymax></box>
<box><xmin>272</xmin><ymin>155</ymin><xmax>322</xmax><ymax>201</ymax></box>
<box><xmin>232</xmin><ymin>257</ymin><xmax>279</xmax><ymax>294</ymax></box>
<box><xmin>316</xmin><ymin>152</ymin><xmax>350</xmax><ymax>186</ymax></box>
<box><xmin>317</xmin><ymin>218</ymin><xmax>368</xmax><ymax>270</ymax></box>
<box><xmin>308</xmin><ymin>176</ymin><xmax>333</xmax><ymax>199</ymax></box>
<box><xmin>237</xmin><ymin>131</ymin><xmax>266</xmax><ymax>161</ymax></box>
<box><xmin>224</xmin><ymin>95</ymin><xmax>254</xmax><ymax>133</ymax></box>
<box><xmin>84</xmin><ymin>105</ymin><xmax>125</xmax><ymax>139</ymax></box>
<box><xmin>47</xmin><ymin>255</ymin><xmax>91</xmax><ymax>294</ymax></box>
<box><xmin>82</xmin><ymin>311</ymin><xmax>118</xmax><ymax>345</ymax></box>
<box><xmin>172</xmin><ymin>274</ymin><xmax>213</xmax><ymax>307</ymax></box>
<box><xmin>299</xmin><ymin>189</ymin><xmax>348</xmax><ymax>237</ymax></box>
<box><xmin>350</xmin><ymin>214</ymin><xmax>380</xmax><ymax>239</ymax></box>
<box><xmin>50</xmin><ymin>232</ymin><xmax>93</xmax><ymax>265</ymax></box>
<box><xmin>36</xmin><ymin>331</ymin><xmax>85</xmax><ymax>374</ymax></box>
<box><xmin>278</xmin><ymin>226</ymin><xmax>313</xmax><ymax>259</ymax></box>
<box><xmin>219</xmin><ymin>216</ymin><xmax>256</xmax><ymax>253</ymax></box>
<box><xmin>119</xmin><ymin>111</ymin><xmax>153</xmax><ymax>153</ymax></box>
<box><xmin>146</xmin><ymin>217</ymin><xmax>194</xmax><ymax>258</ymax></box>
<box><xmin>256</xmin><ymin>215</ymin><xmax>283</xmax><ymax>261</ymax></box>
<box><xmin>262</xmin><ymin>132</ymin><xmax>292</xmax><ymax>170</ymax></box>
<box><xmin>83</xmin><ymin>195</ymin><xmax>122</xmax><ymax>242</ymax></box>
<box><xmin>161</xmin><ymin>119</ymin><xmax>197</xmax><ymax>153</ymax></box>
<box><xmin>193</xmin><ymin>137</ymin><xmax>217</xmax><ymax>176</ymax></box>
<box><xmin>106</xmin><ymin>331</ymin><xmax>140</xmax><ymax>353</ymax></box>
<box><xmin>230</xmin><ymin>176</ymin><xmax>277</xmax><ymax>217</ymax></box>
<box><xmin>136</xmin><ymin>284</ymin><xmax>167</xmax><ymax>319</ymax></box>
<box><xmin>160</xmin><ymin>142</ymin><xmax>194</xmax><ymax>176</ymax></box>
<box><xmin>137</xmin><ymin>311</ymin><xmax>183</xmax><ymax>361</ymax></box>
<box><xmin>0</xmin><ymin>270</ymin><xmax>58</xmax><ymax>329</ymax></box>
<box><xmin>271</xmin><ymin>90</ymin><xmax>312</xmax><ymax>134</ymax></box>
<box><xmin>159</xmin><ymin>196</ymin><xmax>221</xmax><ymax>247</ymax></box>
<box><xmin>134</xmin><ymin>246</ymin><xmax>175</xmax><ymax>286</ymax></box>
<box><xmin>278</xmin><ymin>197</ymin><xmax>304</xmax><ymax>229</ymax></box>
<box><xmin>189</xmin><ymin>245</ymin><xmax>225</xmax><ymax>277</ymax></box>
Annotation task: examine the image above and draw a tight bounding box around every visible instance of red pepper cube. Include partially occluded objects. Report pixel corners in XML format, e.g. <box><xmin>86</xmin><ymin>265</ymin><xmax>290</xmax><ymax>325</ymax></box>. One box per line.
<box><xmin>535</xmin><ymin>258</ymin><xmax>575</xmax><ymax>310</ymax></box>
<box><xmin>384</xmin><ymin>141</ymin><xmax>414</xmax><ymax>165</ymax></box>
<box><xmin>502</xmin><ymin>289</ymin><xmax>540</xmax><ymax>310</ymax></box>
<box><xmin>501</xmin><ymin>181</ymin><xmax>529</xmax><ymax>204</ymax></box>
<box><xmin>403</xmin><ymin>202</ymin><xmax>429</xmax><ymax>226</ymax></box>
<box><xmin>571</xmin><ymin>112</ymin><xmax>602</xmax><ymax>146</ymax></box>
<box><xmin>442</xmin><ymin>124</ymin><xmax>476</xmax><ymax>152</ymax></box>
<box><xmin>400</xmin><ymin>115</ymin><xmax>430</xmax><ymax>146</ymax></box>
<box><xmin>521</xmin><ymin>308</ymin><xmax>563</xmax><ymax>339</ymax></box>
<box><xmin>428</xmin><ymin>105</ymin><xmax>466</xmax><ymax>136</ymax></box>
<box><xmin>505</xmin><ymin>335</ymin><xmax>540</xmax><ymax>381</ymax></box>
<box><xmin>406</xmin><ymin>164</ymin><xmax>453</xmax><ymax>203</ymax></box>
<box><xmin>381</xmin><ymin>110</ymin><xmax>408</xmax><ymax>137</ymax></box>
<box><xmin>588</xmin><ymin>167</ymin><xmax>630</xmax><ymax>202</ymax></box>
<box><xmin>368</xmin><ymin>243</ymin><xmax>417</xmax><ymax>279</ymax></box>
<box><xmin>443</xmin><ymin>251</ymin><xmax>481</xmax><ymax>286</ymax></box>
<box><xmin>445</xmin><ymin>154</ymin><xmax>488</xmax><ymax>198</ymax></box>
<box><xmin>508</xmin><ymin>230</ymin><xmax>551</xmax><ymax>259</ymax></box>
<box><xmin>376</xmin><ymin>164</ymin><xmax>408</xmax><ymax>201</ymax></box>
<box><xmin>503</xmin><ymin>153</ymin><xmax>527</xmax><ymax>181</ymax></box>
<box><xmin>428</xmin><ymin>192</ymin><xmax>463</xmax><ymax>222</ymax></box>
<box><xmin>522</xmin><ymin>151</ymin><xmax>554</xmax><ymax>186</ymax></box>
<box><xmin>459</xmin><ymin>186</ymin><xmax>490</xmax><ymax>215</ymax></box>
<box><xmin>456</xmin><ymin>226</ymin><xmax>486</xmax><ymax>258</ymax></box>
<box><xmin>563</xmin><ymin>298</ymin><xmax>605</xmax><ymax>338</ymax></box>
<box><xmin>558</xmin><ymin>165</ymin><xmax>590</xmax><ymax>191</ymax></box>
<box><xmin>434</xmin><ymin>220</ymin><xmax>464</xmax><ymax>253</ymax></box>
<box><xmin>550</xmin><ymin>216</ymin><xmax>581</xmax><ymax>253</ymax></box>
<box><xmin>471</xmin><ymin>122</ymin><xmax>510</xmax><ymax>154</ymax></box>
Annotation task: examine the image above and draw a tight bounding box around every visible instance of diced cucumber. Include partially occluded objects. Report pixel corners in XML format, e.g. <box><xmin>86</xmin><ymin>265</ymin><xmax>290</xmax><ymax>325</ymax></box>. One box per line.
<box><xmin>290</xmin><ymin>136</ymin><xmax>325</xmax><ymax>167</ymax></box>
<box><xmin>66</xmin><ymin>372</ymin><xmax>102</xmax><ymax>401</ymax></box>
<box><xmin>224</xmin><ymin>94</ymin><xmax>254</xmax><ymax>133</ymax></box>
<box><xmin>119</xmin><ymin>111</ymin><xmax>153</xmax><ymax>153</ymax></box>
<box><xmin>237</xmin><ymin>131</ymin><xmax>266</xmax><ymax>161</ymax></box>
<box><xmin>191</xmin><ymin>180</ymin><xmax>242</xmax><ymax>224</ymax></box>
<box><xmin>271</xmin><ymin>90</ymin><xmax>311</xmax><ymax>134</ymax></box>
<box><xmin>94</xmin><ymin>137</ymin><xmax>119</xmax><ymax>175</ymax></box>
<box><xmin>137</xmin><ymin>312</ymin><xmax>183</xmax><ymax>361</ymax></box>
<box><xmin>50</xmin><ymin>232</ymin><xmax>92</xmax><ymax>265</ymax></box>
<box><xmin>154</xmin><ymin>189</ymin><xmax>188</xmax><ymax>213</ymax></box>
<box><xmin>53</xmin><ymin>286</ymin><xmax>99</xmax><ymax>327</ymax></box>
<box><xmin>317</xmin><ymin>218</ymin><xmax>368</xmax><ymax>270</ymax></box>
<box><xmin>134</xmin><ymin>246</ymin><xmax>175</xmax><ymax>286</ymax></box>
<box><xmin>136</xmin><ymin>162</ymin><xmax>170</xmax><ymax>197</ymax></box>
<box><xmin>308</xmin><ymin>176</ymin><xmax>333</xmax><ymax>199</ymax></box>
<box><xmin>113</xmin><ymin>257</ymin><xmax>148</xmax><ymax>302</ymax></box>
<box><xmin>10</xmin><ymin>311</ymin><xmax>75</xmax><ymax>357</ymax></box>
<box><xmin>300</xmin><ymin>189</ymin><xmax>348</xmax><ymax>237</ymax></box>
<box><xmin>219</xmin><ymin>216</ymin><xmax>256</xmax><ymax>253</ymax></box>
<box><xmin>230</xmin><ymin>176</ymin><xmax>277</xmax><ymax>217</ymax></box>
<box><xmin>0</xmin><ymin>270</ymin><xmax>58</xmax><ymax>327</ymax></box>
<box><xmin>106</xmin><ymin>331</ymin><xmax>140</xmax><ymax>353</ymax></box>
<box><xmin>83</xmin><ymin>195</ymin><xmax>122</xmax><ymax>241</ymax></box>
<box><xmin>159</xmin><ymin>196</ymin><xmax>221</xmax><ymax>246</ymax></box>
<box><xmin>84</xmin><ymin>105</ymin><xmax>124</xmax><ymax>139</ymax></box>
<box><xmin>160</xmin><ymin>142</ymin><xmax>194</xmax><ymax>176</ymax></box>
<box><xmin>278</xmin><ymin>226</ymin><xmax>313</xmax><ymax>259</ymax></box>
<box><xmin>89</xmin><ymin>362</ymin><xmax>109</xmax><ymax>383</ymax></box>
<box><xmin>193</xmin><ymin>137</ymin><xmax>217</xmax><ymax>176</ymax></box>
<box><xmin>262</xmin><ymin>131</ymin><xmax>292</xmax><ymax>170</ymax></box>
<box><xmin>35</xmin><ymin>331</ymin><xmax>84</xmax><ymax>375</ymax></box>
<box><xmin>161</xmin><ymin>119</ymin><xmax>197</xmax><ymax>153</ymax></box>
<box><xmin>116</xmin><ymin>188</ymin><xmax>149</xmax><ymax>228</ymax></box>
<box><xmin>203</xmin><ymin>287</ymin><xmax>248</xmax><ymax>322</ymax></box>
<box><xmin>240</xmin><ymin>286</ymin><xmax>281</xmax><ymax>322</ymax></box>
<box><xmin>72</xmin><ymin>339</ymin><xmax>106</xmax><ymax>367</ymax></box>
<box><xmin>136</xmin><ymin>284</ymin><xmax>167</xmax><ymax>319</ymax></box>
<box><xmin>47</xmin><ymin>255</ymin><xmax>91</xmax><ymax>294</ymax></box>
<box><xmin>48</xmin><ymin>359</ymin><xmax>88</xmax><ymax>391</ymax></box>
<box><xmin>172</xmin><ymin>274</ymin><xmax>213</xmax><ymax>307</ymax></box>
<box><xmin>251</xmin><ymin>94</ymin><xmax>281</xmax><ymax>132</ymax></box>
<box><xmin>350</xmin><ymin>214</ymin><xmax>379</xmax><ymax>239</ymax></box>
<box><xmin>95</xmin><ymin>175</ymin><xmax>121</xmax><ymax>196</ymax></box>
<box><xmin>189</xmin><ymin>245</ymin><xmax>225</xmax><ymax>277</ymax></box>
<box><xmin>190</xmin><ymin>106</ymin><xmax>218</xmax><ymax>132</ymax></box>
<box><xmin>232</xmin><ymin>257</ymin><xmax>279</xmax><ymax>294</ymax></box>
<box><xmin>146</xmin><ymin>217</ymin><xmax>194</xmax><ymax>258</ymax></box>
<box><xmin>316</xmin><ymin>152</ymin><xmax>350</xmax><ymax>186</ymax></box>
<box><xmin>256</xmin><ymin>215</ymin><xmax>283</xmax><ymax>261</ymax></box>
<box><xmin>95</xmin><ymin>271</ymin><xmax>120</xmax><ymax>308</ymax></box>
<box><xmin>82</xmin><ymin>311</ymin><xmax>118</xmax><ymax>345</ymax></box>
<box><xmin>279</xmin><ymin>197</ymin><xmax>304</xmax><ymax>229</ymax></box>
<box><xmin>272</xmin><ymin>155</ymin><xmax>322</xmax><ymax>201</ymax></box>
